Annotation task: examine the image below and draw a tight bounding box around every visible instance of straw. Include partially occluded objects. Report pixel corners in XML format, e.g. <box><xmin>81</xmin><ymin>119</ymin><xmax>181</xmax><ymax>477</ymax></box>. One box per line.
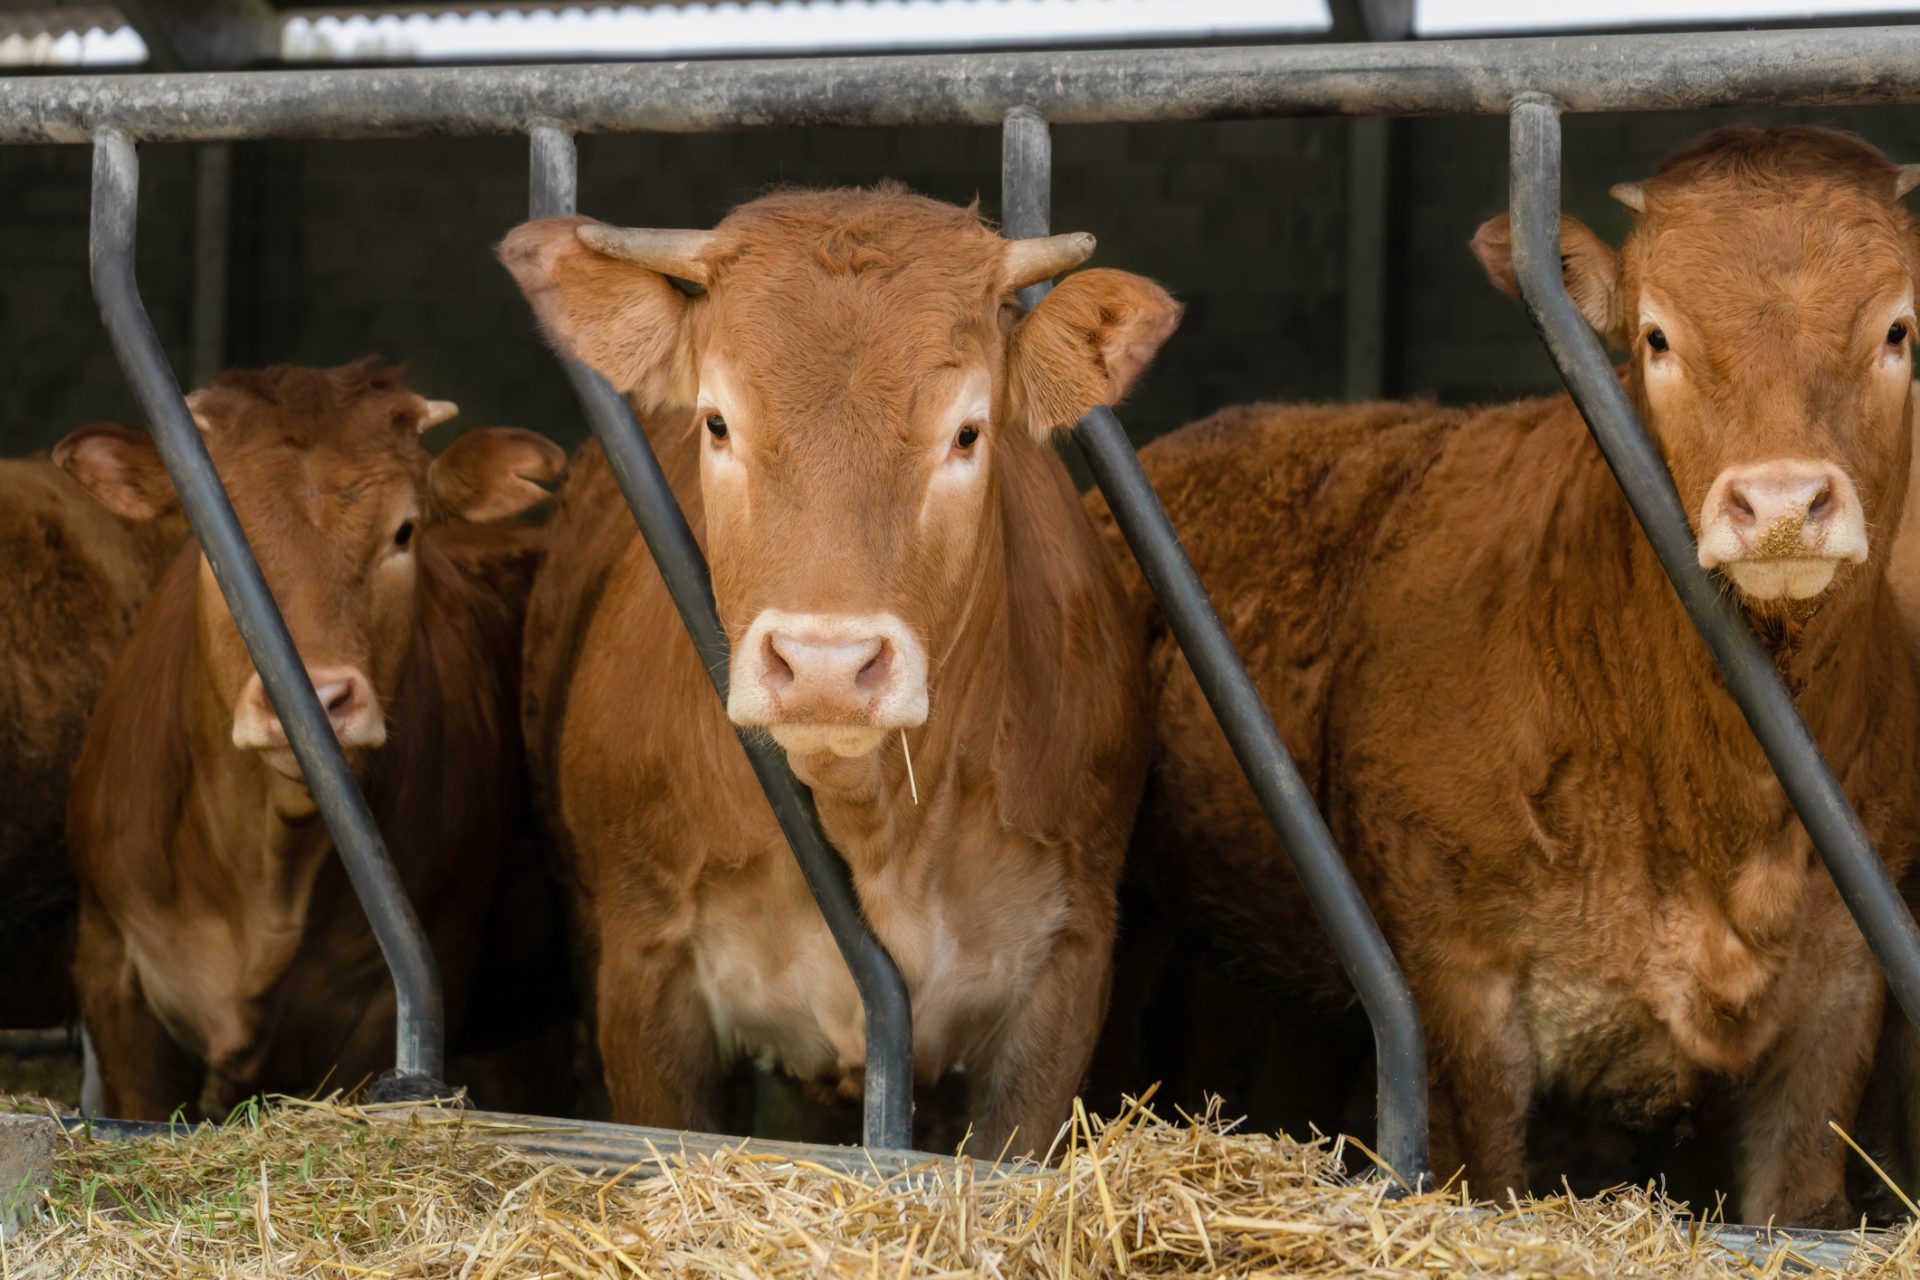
<box><xmin>0</xmin><ymin>1091</ymin><xmax>1910</xmax><ymax>1278</ymax></box>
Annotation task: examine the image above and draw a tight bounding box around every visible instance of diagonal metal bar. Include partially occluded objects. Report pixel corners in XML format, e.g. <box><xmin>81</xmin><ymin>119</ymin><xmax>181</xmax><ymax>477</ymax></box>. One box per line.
<box><xmin>88</xmin><ymin>128</ymin><xmax>445</xmax><ymax>1085</ymax></box>
<box><xmin>526</xmin><ymin>123</ymin><xmax>915</xmax><ymax>1152</ymax></box>
<box><xmin>1505</xmin><ymin>95</ymin><xmax>1920</xmax><ymax>1034</ymax></box>
<box><xmin>1000</xmin><ymin>107</ymin><xmax>1429</xmax><ymax>1186</ymax></box>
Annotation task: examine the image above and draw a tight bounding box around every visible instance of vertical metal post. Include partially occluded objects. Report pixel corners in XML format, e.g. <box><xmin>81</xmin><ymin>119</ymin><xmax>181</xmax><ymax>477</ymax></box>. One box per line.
<box><xmin>1001</xmin><ymin>108</ymin><xmax>1429</xmax><ymax>1185</ymax></box>
<box><xmin>526</xmin><ymin>123</ymin><xmax>915</xmax><ymax>1152</ymax></box>
<box><xmin>1505</xmin><ymin>97</ymin><xmax>1920</xmax><ymax>1033</ymax></box>
<box><xmin>88</xmin><ymin>128</ymin><xmax>446</xmax><ymax>1088</ymax></box>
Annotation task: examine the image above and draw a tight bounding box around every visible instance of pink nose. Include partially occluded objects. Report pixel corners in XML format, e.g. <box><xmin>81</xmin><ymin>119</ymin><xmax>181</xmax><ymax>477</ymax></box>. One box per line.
<box><xmin>760</xmin><ymin>630</ymin><xmax>896</xmax><ymax>722</ymax></box>
<box><xmin>231</xmin><ymin>666</ymin><xmax>386</xmax><ymax>751</ymax></box>
<box><xmin>1697</xmin><ymin>459</ymin><xmax>1867</xmax><ymax>567</ymax></box>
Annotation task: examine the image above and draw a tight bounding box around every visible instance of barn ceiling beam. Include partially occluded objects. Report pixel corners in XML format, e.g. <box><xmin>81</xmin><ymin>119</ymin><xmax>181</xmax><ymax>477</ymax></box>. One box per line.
<box><xmin>115</xmin><ymin>0</ymin><xmax>279</xmax><ymax>71</ymax></box>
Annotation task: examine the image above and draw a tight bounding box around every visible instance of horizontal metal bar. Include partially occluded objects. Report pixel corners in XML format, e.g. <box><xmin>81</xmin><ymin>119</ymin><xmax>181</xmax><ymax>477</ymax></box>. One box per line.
<box><xmin>1506</xmin><ymin>98</ymin><xmax>1920</xmax><ymax>1032</ymax></box>
<box><xmin>526</xmin><ymin>124</ymin><xmax>914</xmax><ymax>1153</ymax></box>
<box><xmin>7</xmin><ymin>24</ymin><xmax>1920</xmax><ymax>144</ymax></box>
<box><xmin>89</xmin><ymin>129</ymin><xmax>447</xmax><ymax>1085</ymax></box>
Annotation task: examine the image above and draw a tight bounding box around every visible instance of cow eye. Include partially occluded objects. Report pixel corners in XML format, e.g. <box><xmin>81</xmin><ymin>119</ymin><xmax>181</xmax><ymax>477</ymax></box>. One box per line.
<box><xmin>1890</xmin><ymin>322</ymin><xmax>1909</xmax><ymax>346</ymax></box>
<box><xmin>954</xmin><ymin>423</ymin><xmax>981</xmax><ymax>450</ymax></box>
<box><xmin>1647</xmin><ymin>328</ymin><xmax>1669</xmax><ymax>353</ymax></box>
<box><xmin>706</xmin><ymin>413</ymin><xmax>728</xmax><ymax>441</ymax></box>
<box><xmin>393</xmin><ymin>520</ymin><xmax>414</xmax><ymax>549</ymax></box>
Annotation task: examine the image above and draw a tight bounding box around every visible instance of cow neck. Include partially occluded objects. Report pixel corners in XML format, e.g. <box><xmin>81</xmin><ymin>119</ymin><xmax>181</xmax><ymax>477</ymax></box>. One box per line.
<box><xmin>1555</xmin><ymin>399</ymin><xmax>1895</xmax><ymax>791</ymax></box>
<box><xmin>791</xmin><ymin>489</ymin><xmax>1009</xmax><ymax>878</ymax></box>
<box><xmin>179</xmin><ymin>597</ymin><xmax>342</xmax><ymax>934</ymax></box>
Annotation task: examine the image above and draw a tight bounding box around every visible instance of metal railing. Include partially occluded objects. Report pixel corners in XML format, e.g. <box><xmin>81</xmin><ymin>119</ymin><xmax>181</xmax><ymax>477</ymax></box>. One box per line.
<box><xmin>8</xmin><ymin>26</ymin><xmax>1920</xmax><ymax>140</ymax></box>
<box><xmin>39</xmin><ymin>23</ymin><xmax>1920</xmax><ymax>1183</ymax></box>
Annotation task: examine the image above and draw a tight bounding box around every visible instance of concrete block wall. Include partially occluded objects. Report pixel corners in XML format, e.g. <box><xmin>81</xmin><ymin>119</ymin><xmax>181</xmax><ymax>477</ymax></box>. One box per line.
<box><xmin>2</xmin><ymin>103</ymin><xmax>1918</xmax><ymax>458</ymax></box>
<box><xmin>0</xmin><ymin>118</ymin><xmax>1348</xmax><ymax>457</ymax></box>
<box><xmin>0</xmin><ymin>142</ymin><xmax>193</xmax><ymax>454</ymax></box>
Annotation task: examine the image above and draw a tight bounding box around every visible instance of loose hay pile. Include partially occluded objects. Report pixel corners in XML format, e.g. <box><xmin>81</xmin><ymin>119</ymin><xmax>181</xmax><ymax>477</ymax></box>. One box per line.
<box><xmin>2</xmin><ymin>1094</ymin><xmax>1915</xmax><ymax>1278</ymax></box>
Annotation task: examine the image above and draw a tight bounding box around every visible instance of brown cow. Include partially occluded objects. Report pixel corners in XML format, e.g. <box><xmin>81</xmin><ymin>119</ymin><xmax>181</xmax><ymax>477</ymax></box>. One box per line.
<box><xmin>501</xmin><ymin>185</ymin><xmax>1179</xmax><ymax>1152</ymax></box>
<box><xmin>60</xmin><ymin>361</ymin><xmax>573</xmax><ymax>1119</ymax></box>
<box><xmin>0</xmin><ymin>456</ymin><xmax>184</xmax><ymax>1030</ymax></box>
<box><xmin>1090</xmin><ymin>126</ymin><xmax>1920</xmax><ymax>1225</ymax></box>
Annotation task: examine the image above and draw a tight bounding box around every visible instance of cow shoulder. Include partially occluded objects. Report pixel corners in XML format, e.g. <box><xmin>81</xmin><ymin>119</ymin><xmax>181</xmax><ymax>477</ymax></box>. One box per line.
<box><xmin>66</xmin><ymin>546</ymin><xmax>200</xmax><ymax>897</ymax></box>
<box><xmin>1108</xmin><ymin>399</ymin><xmax>1467</xmax><ymax>797</ymax></box>
<box><xmin>523</xmin><ymin>426</ymin><xmax>657</xmax><ymax>813</ymax></box>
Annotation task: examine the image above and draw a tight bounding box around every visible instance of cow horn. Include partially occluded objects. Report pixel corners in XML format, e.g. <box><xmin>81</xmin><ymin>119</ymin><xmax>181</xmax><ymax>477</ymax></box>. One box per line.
<box><xmin>1897</xmin><ymin>165</ymin><xmax>1920</xmax><ymax>200</ymax></box>
<box><xmin>1609</xmin><ymin>182</ymin><xmax>1646</xmax><ymax>213</ymax></box>
<box><xmin>1004</xmin><ymin>232</ymin><xmax>1097</xmax><ymax>290</ymax></box>
<box><xmin>417</xmin><ymin>399</ymin><xmax>459</xmax><ymax>432</ymax></box>
<box><xmin>576</xmin><ymin>224</ymin><xmax>714</xmax><ymax>292</ymax></box>
<box><xmin>184</xmin><ymin>389</ymin><xmax>215</xmax><ymax>434</ymax></box>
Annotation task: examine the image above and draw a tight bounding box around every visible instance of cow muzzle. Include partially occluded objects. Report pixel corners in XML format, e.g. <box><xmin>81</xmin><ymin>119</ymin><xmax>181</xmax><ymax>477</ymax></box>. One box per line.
<box><xmin>1695</xmin><ymin>459</ymin><xmax>1868</xmax><ymax>603</ymax></box>
<box><xmin>728</xmin><ymin>610</ymin><xmax>930</xmax><ymax>758</ymax></box>
<box><xmin>231</xmin><ymin>666</ymin><xmax>387</xmax><ymax>775</ymax></box>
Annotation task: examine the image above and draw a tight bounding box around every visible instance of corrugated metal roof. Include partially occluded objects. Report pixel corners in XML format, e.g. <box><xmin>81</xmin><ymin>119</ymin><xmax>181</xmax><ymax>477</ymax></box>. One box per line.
<box><xmin>0</xmin><ymin>3</ymin><xmax>122</xmax><ymax>40</ymax></box>
<box><xmin>0</xmin><ymin>0</ymin><xmax>721</xmax><ymax>37</ymax></box>
<box><xmin>0</xmin><ymin>0</ymin><xmax>1328</xmax><ymax>64</ymax></box>
<box><xmin>291</xmin><ymin>2</ymin><xmax>721</xmax><ymax>11</ymax></box>
<box><xmin>280</xmin><ymin>0</ymin><xmax>1326</xmax><ymax>62</ymax></box>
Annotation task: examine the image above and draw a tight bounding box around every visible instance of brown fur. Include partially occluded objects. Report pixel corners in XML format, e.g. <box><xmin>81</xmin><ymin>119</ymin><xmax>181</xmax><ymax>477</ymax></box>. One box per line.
<box><xmin>0</xmin><ymin>456</ymin><xmax>183</xmax><ymax>1028</ymax></box>
<box><xmin>63</xmin><ymin>361</ymin><xmax>574</xmax><ymax>1117</ymax></box>
<box><xmin>1091</xmin><ymin>127</ymin><xmax>1920</xmax><ymax>1225</ymax></box>
<box><xmin>505</xmin><ymin>186</ymin><xmax>1180</xmax><ymax>1153</ymax></box>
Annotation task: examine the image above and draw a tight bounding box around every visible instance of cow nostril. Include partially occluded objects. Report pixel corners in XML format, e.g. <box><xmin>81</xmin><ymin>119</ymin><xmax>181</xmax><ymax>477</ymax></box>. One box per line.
<box><xmin>1809</xmin><ymin>484</ymin><xmax>1834</xmax><ymax>521</ymax></box>
<box><xmin>1728</xmin><ymin>489</ymin><xmax>1757</xmax><ymax>525</ymax></box>
<box><xmin>321</xmin><ymin>683</ymin><xmax>356</xmax><ymax>719</ymax></box>
<box><xmin>762</xmin><ymin>634</ymin><xmax>795</xmax><ymax>691</ymax></box>
<box><xmin>857</xmin><ymin>640</ymin><xmax>893</xmax><ymax>692</ymax></box>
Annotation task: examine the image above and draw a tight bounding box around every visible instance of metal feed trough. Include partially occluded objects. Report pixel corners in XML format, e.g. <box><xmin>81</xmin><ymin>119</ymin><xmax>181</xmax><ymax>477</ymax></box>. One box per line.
<box><xmin>19</xmin><ymin>20</ymin><xmax>1920</xmax><ymax>1223</ymax></box>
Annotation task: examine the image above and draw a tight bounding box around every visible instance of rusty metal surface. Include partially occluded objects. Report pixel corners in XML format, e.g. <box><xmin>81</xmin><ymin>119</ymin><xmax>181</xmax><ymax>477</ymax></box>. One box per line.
<box><xmin>0</xmin><ymin>24</ymin><xmax>1918</xmax><ymax>143</ymax></box>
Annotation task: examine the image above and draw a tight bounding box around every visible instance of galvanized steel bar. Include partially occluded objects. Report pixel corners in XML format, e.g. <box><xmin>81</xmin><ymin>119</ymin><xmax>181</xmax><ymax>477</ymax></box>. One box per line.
<box><xmin>1505</xmin><ymin>97</ymin><xmax>1920</xmax><ymax>1033</ymax></box>
<box><xmin>88</xmin><ymin>128</ymin><xmax>447</xmax><ymax>1085</ymax></box>
<box><xmin>526</xmin><ymin>123</ymin><xmax>915</xmax><ymax>1152</ymax></box>
<box><xmin>8</xmin><ymin>24</ymin><xmax>1920</xmax><ymax>144</ymax></box>
<box><xmin>1000</xmin><ymin>108</ymin><xmax>1429</xmax><ymax>1186</ymax></box>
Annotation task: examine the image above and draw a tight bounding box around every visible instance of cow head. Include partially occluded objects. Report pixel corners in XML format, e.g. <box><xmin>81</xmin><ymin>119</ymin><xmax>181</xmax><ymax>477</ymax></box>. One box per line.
<box><xmin>502</xmin><ymin>187</ymin><xmax>1179</xmax><ymax>761</ymax></box>
<box><xmin>1474</xmin><ymin>126</ymin><xmax>1920</xmax><ymax>616</ymax></box>
<box><xmin>55</xmin><ymin>361</ymin><xmax>563</xmax><ymax>781</ymax></box>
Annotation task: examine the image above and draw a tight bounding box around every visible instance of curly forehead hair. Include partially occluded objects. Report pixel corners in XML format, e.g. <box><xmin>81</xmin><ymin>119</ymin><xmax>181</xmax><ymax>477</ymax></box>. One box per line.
<box><xmin>208</xmin><ymin>358</ymin><xmax>411</xmax><ymax>414</ymax></box>
<box><xmin>1649</xmin><ymin>125</ymin><xmax>1903</xmax><ymax>199</ymax></box>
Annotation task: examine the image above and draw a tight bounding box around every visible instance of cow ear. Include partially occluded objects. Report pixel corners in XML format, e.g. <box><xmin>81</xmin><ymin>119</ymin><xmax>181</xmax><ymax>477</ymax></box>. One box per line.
<box><xmin>498</xmin><ymin>216</ymin><xmax>700</xmax><ymax>410</ymax></box>
<box><xmin>1471</xmin><ymin>212</ymin><xmax>1625</xmax><ymax>342</ymax></box>
<box><xmin>52</xmin><ymin>423</ymin><xmax>178</xmax><ymax>521</ymax></box>
<box><xmin>428</xmin><ymin>427</ymin><xmax>568</xmax><ymax>523</ymax></box>
<box><xmin>1006</xmin><ymin>269</ymin><xmax>1182</xmax><ymax>441</ymax></box>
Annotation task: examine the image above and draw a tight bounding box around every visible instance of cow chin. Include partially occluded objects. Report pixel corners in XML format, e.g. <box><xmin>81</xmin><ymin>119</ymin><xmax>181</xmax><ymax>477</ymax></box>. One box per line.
<box><xmin>256</xmin><ymin>745</ymin><xmax>308</xmax><ymax>783</ymax></box>
<box><xmin>1721</xmin><ymin>558</ymin><xmax>1842</xmax><ymax>607</ymax></box>
<box><xmin>765</xmin><ymin>724</ymin><xmax>892</xmax><ymax>759</ymax></box>
<box><xmin>249</xmin><ymin>741</ymin><xmax>380</xmax><ymax>786</ymax></box>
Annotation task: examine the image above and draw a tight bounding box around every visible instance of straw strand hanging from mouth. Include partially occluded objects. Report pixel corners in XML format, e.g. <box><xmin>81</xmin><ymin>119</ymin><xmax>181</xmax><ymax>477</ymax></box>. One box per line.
<box><xmin>901</xmin><ymin>729</ymin><xmax>919</xmax><ymax>805</ymax></box>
